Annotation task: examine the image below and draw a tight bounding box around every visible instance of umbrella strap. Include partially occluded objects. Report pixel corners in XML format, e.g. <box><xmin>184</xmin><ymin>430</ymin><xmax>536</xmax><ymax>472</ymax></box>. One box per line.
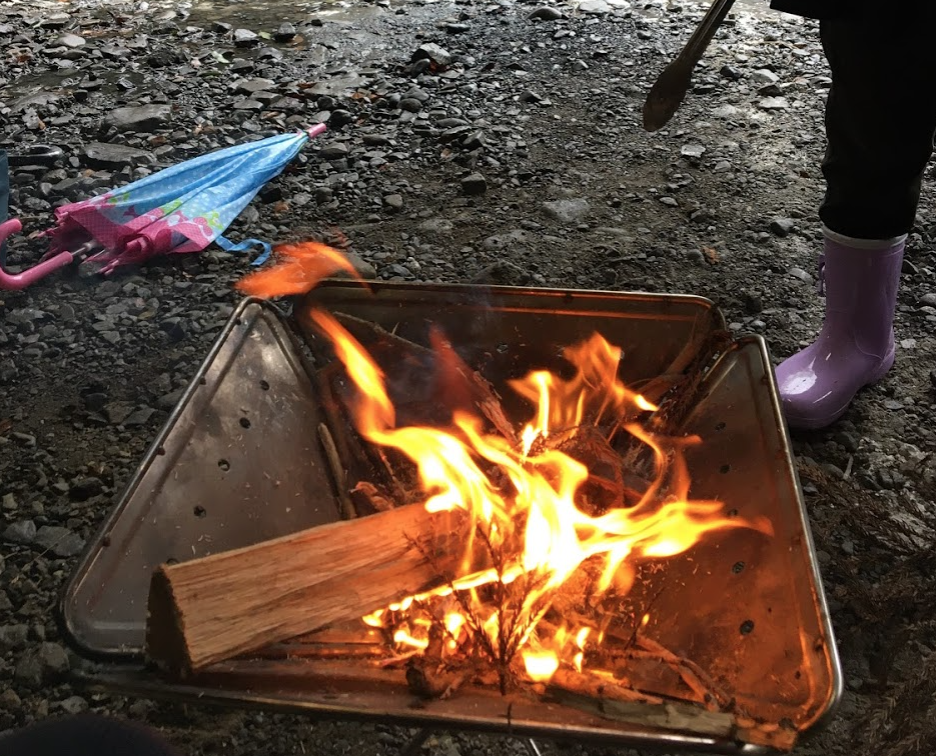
<box><xmin>215</xmin><ymin>234</ymin><xmax>274</xmax><ymax>266</ymax></box>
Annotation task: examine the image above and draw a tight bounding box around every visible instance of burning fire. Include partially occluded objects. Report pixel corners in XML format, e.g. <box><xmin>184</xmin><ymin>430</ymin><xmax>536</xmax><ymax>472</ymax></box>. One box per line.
<box><xmin>238</xmin><ymin>242</ymin><xmax>773</xmax><ymax>688</ymax></box>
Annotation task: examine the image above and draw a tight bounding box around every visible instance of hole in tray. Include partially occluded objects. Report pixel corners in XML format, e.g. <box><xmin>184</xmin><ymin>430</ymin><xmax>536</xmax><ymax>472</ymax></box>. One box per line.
<box><xmin>166</xmin><ymin>557</ymin><xmax>179</xmax><ymax>565</ymax></box>
<box><xmin>259</xmin><ymin>379</ymin><xmax>270</xmax><ymax>391</ymax></box>
<box><xmin>732</xmin><ymin>561</ymin><xmax>745</xmax><ymax>574</ymax></box>
<box><xmin>240</xmin><ymin>417</ymin><xmax>251</xmax><ymax>429</ymax></box>
<box><xmin>218</xmin><ymin>459</ymin><xmax>231</xmax><ymax>471</ymax></box>
<box><xmin>194</xmin><ymin>505</ymin><xmax>207</xmax><ymax>518</ymax></box>
<box><xmin>740</xmin><ymin>619</ymin><xmax>755</xmax><ymax>635</ymax></box>
<box><xmin>719</xmin><ymin>464</ymin><xmax>731</xmax><ymax>474</ymax></box>
<box><xmin>714</xmin><ymin>421</ymin><xmax>726</xmax><ymax>431</ymax></box>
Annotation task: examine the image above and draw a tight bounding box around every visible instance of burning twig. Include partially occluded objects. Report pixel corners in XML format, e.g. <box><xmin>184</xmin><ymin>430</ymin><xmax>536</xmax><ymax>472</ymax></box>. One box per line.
<box><xmin>318</xmin><ymin>422</ymin><xmax>357</xmax><ymax>520</ymax></box>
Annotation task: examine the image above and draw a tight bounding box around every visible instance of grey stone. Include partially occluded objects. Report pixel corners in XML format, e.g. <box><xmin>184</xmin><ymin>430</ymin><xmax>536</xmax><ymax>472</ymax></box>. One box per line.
<box><xmin>104</xmin><ymin>104</ymin><xmax>172</xmax><ymax>133</ymax></box>
<box><xmin>680</xmin><ymin>144</ymin><xmax>705</xmax><ymax>159</ymax></box>
<box><xmin>751</xmin><ymin>68</ymin><xmax>780</xmax><ymax>85</ymax></box>
<box><xmin>234</xmin><ymin>28</ymin><xmax>260</xmax><ymax>46</ymax></box>
<box><xmin>82</xmin><ymin>142</ymin><xmax>154</xmax><ymax>170</ymax></box>
<box><xmin>758</xmin><ymin>96</ymin><xmax>789</xmax><ymax>110</ymax></box>
<box><xmin>543</xmin><ymin>198</ymin><xmax>590</xmax><ymax>224</ymax></box>
<box><xmin>274</xmin><ymin>22</ymin><xmax>297</xmax><ymax>41</ymax></box>
<box><xmin>34</xmin><ymin>525</ymin><xmax>86</xmax><ymax>557</ymax></box>
<box><xmin>578</xmin><ymin>0</ymin><xmax>611</xmax><ymax>13</ymax></box>
<box><xmin>0</xmin><ymin>624</ymin><xmax>29</xmax><ymax>650</ymax></box>
<box><xmin>58</xmin><ymin>33</ymin><xmax>86</xmax><ymax>48</ymax></box>
<box><xmin>319</xmin><ymin>143</ymin><xmax>350</xmax><ymax>160</ymax></box>
<box><xmin>70</xmin><ymin>476</ymin><xmax>104</xmax><ymax>501</ymax></box>
<box><xmin>770</xmin><ymin>218</ymin><xmax>796</xmax><ymax>237</ymax></box>
<box><xmin>104</xmin><ymin>401</ymin><xmax>135</xmax><ymax>425</ymax></box>
<box><xmin>233</xmin><ymin>77</ymin><xmax>276</xmax><ymax>94</ymax></box>
<box><xmin>461</xmin><ymin>173</ymin><xmax>487</xmax><ymax>196</ymax></box>
<box><xmin>413</xmin><ymin>43</ymin><xmax>452</xmax><ymax>67</ymax></box>
<box><xmin>60</xmin><ymin>696</ymin><xmax>89</xmax><ymax>715</ymax></box>
<box><xmin>3</xmin><ymin>520</ymin><xmax>36</xmax><ymax>545</ymax></box>
<box><xmin>789</xmin><ymin>267</ymin><xmax>813</xmax><ymax>284</ymax></box>
<box><xmin>529</xmin><ymin>6</ymin><xmax>564</xmax><ymax>20</ymax></box>
<box><xmin>419</xmin><ymin>217</ymin><xmax>455</xmax><ymax>236</ymax></box>
<box><xmin>123</xmin><ymin>407</ymin><xmax>156</xmax><ymax>427</ymax></box>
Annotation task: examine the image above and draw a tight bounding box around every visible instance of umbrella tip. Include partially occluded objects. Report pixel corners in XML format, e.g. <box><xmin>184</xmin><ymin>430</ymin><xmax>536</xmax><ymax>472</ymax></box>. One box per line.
<box><xmin>305</xmin><ymin>124</ymin><xmax>327</xmax><ymax>139</ymax></box>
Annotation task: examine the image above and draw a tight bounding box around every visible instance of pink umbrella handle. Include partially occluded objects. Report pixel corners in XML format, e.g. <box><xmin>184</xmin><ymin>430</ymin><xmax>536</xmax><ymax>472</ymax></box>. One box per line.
<box><xmin>0</xmin><ymin>218</ymin><xmax>78</xmax><ymax>291</ymax></box>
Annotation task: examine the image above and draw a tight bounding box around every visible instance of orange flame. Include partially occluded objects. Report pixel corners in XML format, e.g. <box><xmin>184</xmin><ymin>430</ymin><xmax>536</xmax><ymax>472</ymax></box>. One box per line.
<box><xmin>235</xmin><ymin>241</ymin><xmax>364</xmax><ymax>298</ymax></box>
<box><xmin>236</xmin><ymin>243</ymin><xmax>774</xmax><ymax>684</ymax></box>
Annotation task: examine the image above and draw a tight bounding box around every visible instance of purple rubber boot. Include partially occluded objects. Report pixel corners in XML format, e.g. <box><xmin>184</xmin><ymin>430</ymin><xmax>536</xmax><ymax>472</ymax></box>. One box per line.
<box><xmin>775</xmin><ymin>227</ymin><xmax>905</xmax><ymax>430</ymax></box>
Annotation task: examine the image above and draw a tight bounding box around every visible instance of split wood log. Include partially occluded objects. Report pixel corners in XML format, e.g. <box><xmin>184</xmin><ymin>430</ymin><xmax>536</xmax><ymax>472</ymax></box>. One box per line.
<box><xmin>146</xmin><ymin>504</ymin><xmax>469</xmax><ymax>677</ymax></box>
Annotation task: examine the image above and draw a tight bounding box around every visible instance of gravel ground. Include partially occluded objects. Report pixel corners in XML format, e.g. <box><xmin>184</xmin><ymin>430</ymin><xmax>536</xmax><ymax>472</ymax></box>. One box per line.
<box><xmin>2</xmin><ymin>0</ymin><xmax>936</xmax><ymax>754</ymax></box>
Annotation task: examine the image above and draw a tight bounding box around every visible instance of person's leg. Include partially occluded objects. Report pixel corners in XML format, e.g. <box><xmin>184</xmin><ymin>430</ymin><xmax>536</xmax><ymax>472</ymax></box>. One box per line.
<box><xmin>776</xmin><ymin>6</ymin><xmax>936</xmax><ymax>430</ymax></box>
<box><xmin>0</xmin><ymin>713</ymin><xmax>180</xmax><ymax>756</ymax></box>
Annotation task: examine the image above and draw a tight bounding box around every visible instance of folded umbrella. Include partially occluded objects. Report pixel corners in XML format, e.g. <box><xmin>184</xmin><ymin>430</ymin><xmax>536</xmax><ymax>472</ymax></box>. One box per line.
<box><xmin>0</xmin><ymin>149</ymin><xmax>8</xmax><ymax>266</ymax></box>
<box><xmin>0</xmin><ymin>124</ymin><xmax>327</xmax><ymax>291</ymax></box>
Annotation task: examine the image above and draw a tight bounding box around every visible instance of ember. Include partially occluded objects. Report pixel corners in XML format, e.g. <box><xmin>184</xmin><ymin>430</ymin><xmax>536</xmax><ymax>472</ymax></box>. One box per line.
<box><xmin>234</xmin><ymin>242</ymin><xmax>772</xmax><ymax>701</ymax></box>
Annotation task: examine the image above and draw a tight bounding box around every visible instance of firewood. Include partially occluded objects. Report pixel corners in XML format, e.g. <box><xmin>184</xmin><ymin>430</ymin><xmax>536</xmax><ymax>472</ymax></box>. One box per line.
<box><xmin>545</xmin><ymin>685</ymin><xmax>734</xmax><ymax>738</ymax></box>
<box><xmin>549</xmin><ymin>668</ymin><xmax>663</xmax><ymax>705</ymax></box>
<box><xmin>146</xmin><ymin>504</ymin><xmax>470</xmax><ymax>677</ymax></box>
<box><xmin>317</xmin><ymin>422</ymin><xmax>357</xmax><ymax>519</ymax></box>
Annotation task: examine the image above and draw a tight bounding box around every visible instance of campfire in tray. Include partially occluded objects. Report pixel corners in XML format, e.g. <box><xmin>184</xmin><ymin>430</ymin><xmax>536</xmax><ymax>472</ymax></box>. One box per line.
<box><xmin>144</xmin><ymin>242</ymin><xmax>792</xmax><ymax>751</ymax></box>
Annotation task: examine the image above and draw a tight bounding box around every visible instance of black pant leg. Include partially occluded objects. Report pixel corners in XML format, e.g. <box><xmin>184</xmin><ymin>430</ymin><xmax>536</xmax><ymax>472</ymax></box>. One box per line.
<box><xmin>819</xmin><ymin>7</ymin><xmax>936</xmax><ymax>239</ymax></box>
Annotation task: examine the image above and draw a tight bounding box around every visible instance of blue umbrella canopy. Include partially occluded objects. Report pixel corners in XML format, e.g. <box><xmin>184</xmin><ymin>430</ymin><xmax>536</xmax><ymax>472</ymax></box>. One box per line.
<box><xmin>41</xmin><ymin>124</ymin><xmax>327</xmax><ymax>274</ymax></box>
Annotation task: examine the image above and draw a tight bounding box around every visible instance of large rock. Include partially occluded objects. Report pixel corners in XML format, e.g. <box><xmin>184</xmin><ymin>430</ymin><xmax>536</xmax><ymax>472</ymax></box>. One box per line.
<box><xmin>104</xmin><ymin>104</ymin><xmax>172</xmax><ymax>133</ymax></box>
<box><xmin>82</xmin><ymin>142</ymin><xmax>154</xmax><ymax>169</ymax></box>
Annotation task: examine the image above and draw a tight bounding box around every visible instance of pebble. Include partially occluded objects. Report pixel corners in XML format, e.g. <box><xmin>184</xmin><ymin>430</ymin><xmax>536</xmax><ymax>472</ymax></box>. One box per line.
<box><xmin>320</xmin><ymin>143</ymin><xmax>351</xmax><ymax>160</ymax></box>
<box><xmin>104</xmin><ymin>104</ymin><xmax>172</xmax><ymax>133</ymax></box>
<box><xmin>3</xmin><ymin>520</ymin><xmax>37</xmax><ymax>545</ymax></box>
<box><xmin>770</xmin><ymin>218</ymin><xmax>796</xmax><ymax>237</ymax></box>
<box><xmin>60</xmin><ymin>695</ymin><xmax>90</xmax><ymax>715</ymax></box>
<box><xmin>0</xmin><ymin>624</ymin><xmax>30</xmax><ymax>650</ymax></box>
<box><xmin>758</xmin><ymin>96</ymin><xmax>789</xmax><ymax>110</ymax></box>
<box><xmin>789</xmin><ymin>267</ymin><xmax>813</xmax><ymax>284</ymax></box>
<box><xmin>751</xmin><ymin>68</ymin><xmax>780</xmax><ymax>85</ymax></box>
<box><xmin>274</xmin><ymin>22</ymin><xmax>297</xmax><ymax>42</ymax></box>
<box><xmin>542</xmin><ymin>198</ymin><xmax>590</xmax><ymax>223</ymax></box>
<box><xmin>33</xmin><ymin>526</ymin><xmax>86</xmax><ymax>557</ymax></box>
<box><xmin>720</xmin><ymin>64</ymin><xmax>741</xmax><ymax>81</ymax></box>
<box><xmin>461</xmin><ymin>173</ymin><xmax>487</xmax><ymax>196</ymax></box>
<box><xmin>70</xmin><ymin>476</ymin><xmax>105</xmax><ymax>501</ymax></box>
<box><xmin>529</xmin><ymin>7</ymin><xmax>564</xmax><ymax>20</ymax></box>
<box><xmin>58</xmin><ymin>33</ymin><xmax>86</xmax><ymax>48</ymax></box>
<box><xmin>383</xmin><ymin>194</ymin><xmax>405</xmax><ymax>210</ymax></box>
<box><xmin>413</xmin><ymin>43</ymin><xmax>452</xmax><ymax>67</ymax></box>
<box><xmin>680</xmin><ymin>144</ymin><xmax>705</xmax><ymax>159</ymax></box>
<box><xmin>234</xmin><ymin>28</ymin><xmax>260</xmax><ymax>46</ymax></box>
<box><xmin>14</xmin><ymin>643</ymin><xmax>70</xmax><ymax>687</ymax></box>
<box><xmin>82</xmin><ymin>142</ymin><xmax>154</xmax><ymax>169</ymax></box>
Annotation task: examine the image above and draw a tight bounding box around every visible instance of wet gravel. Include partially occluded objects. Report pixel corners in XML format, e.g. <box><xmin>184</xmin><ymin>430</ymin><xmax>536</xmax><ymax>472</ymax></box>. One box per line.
<box><xmin>2</xmin><ymin>0</ymin><xmax>936</xmax><ymax>754</ymax></box>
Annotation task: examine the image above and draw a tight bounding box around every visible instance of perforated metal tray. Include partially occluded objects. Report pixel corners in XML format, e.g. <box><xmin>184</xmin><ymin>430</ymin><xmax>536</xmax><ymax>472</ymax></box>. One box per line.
<box><xmin>61</xmin><ymin>282</ymin><xmax>842</xmax><ymax>754</ymax></box>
